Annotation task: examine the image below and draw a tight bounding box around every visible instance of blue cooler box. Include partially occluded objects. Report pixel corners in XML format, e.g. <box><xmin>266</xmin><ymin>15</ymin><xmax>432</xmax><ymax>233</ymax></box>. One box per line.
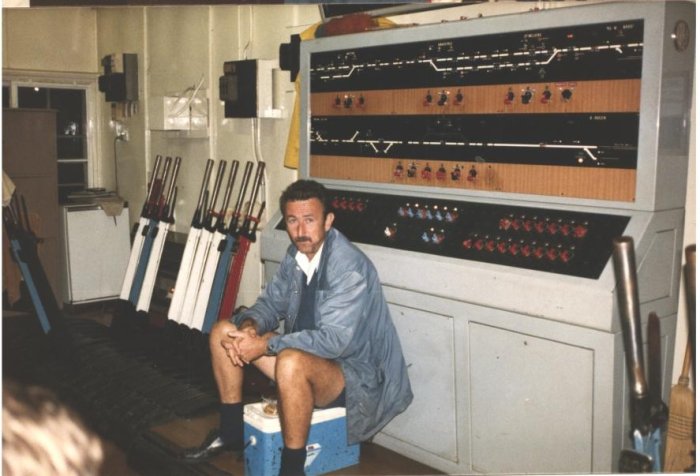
<box><xmin>243</xmin><ymin>402</ymin><xmax>360</xmax><ymax>476</ymax></box>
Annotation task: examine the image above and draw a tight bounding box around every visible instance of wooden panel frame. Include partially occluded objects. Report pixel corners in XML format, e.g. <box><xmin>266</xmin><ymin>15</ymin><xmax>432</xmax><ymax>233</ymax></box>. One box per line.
<box><xmin>311</xmin><ymin>79</ymin><xmax>640</xmax><ymax>116</ymax></box>
<box><xmin>310</xmin><ymin>155</ymin><xmax>635</xmax><ymax>202</ymax></box>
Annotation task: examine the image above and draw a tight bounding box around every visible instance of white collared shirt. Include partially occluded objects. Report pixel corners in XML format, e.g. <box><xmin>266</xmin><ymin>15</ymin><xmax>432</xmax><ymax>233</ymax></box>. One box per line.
<box><xmin>295</xmin><ymin>242</ymin><xmax>324</xmax><ymax>284</ymax></box>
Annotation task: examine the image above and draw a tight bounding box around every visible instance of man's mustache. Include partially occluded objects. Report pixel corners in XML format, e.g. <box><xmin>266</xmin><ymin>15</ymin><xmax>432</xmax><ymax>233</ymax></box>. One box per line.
<box><xmin>294</xmin><ymin>236</ymin><xmax>312</xmax><ymax>243</ymax></box>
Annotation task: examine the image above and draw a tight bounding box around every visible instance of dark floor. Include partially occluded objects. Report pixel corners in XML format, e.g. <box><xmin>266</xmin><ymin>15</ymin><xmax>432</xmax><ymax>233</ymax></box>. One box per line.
<box><xmin>3</xmin><ymin>302</ymin><xmax>441</xmax><ymax>476</ymax></box>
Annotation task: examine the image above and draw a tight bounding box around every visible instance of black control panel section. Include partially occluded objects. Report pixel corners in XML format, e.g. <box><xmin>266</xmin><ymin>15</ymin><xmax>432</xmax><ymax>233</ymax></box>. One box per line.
<box><xmin>311</xmin><ymin>113</ymin><xmax>638</xmax><ymax>168</ymax></box>
<box><xmin>310</xmin><ymin>20</ymin><xmax>643</xmax><ymax>92</ymax></box>
<box><xmin>279</xmin><ymin>189</ymin><xmax>630</xmax><ymax>279</ymax></box>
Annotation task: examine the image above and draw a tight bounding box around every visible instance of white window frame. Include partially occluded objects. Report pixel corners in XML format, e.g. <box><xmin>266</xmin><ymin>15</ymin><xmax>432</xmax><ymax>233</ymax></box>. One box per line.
<box><xmin>3</xmin><ymin>70</ymin><xmax>100</xmax><ymax>191</ymax></box>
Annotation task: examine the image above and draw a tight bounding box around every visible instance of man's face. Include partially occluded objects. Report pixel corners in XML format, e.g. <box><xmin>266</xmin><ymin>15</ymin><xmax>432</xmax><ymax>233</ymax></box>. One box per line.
<box><xmin>283</xmin><ymin>198</ymin><xmax>334</xmax><ymax>260</ymax></box>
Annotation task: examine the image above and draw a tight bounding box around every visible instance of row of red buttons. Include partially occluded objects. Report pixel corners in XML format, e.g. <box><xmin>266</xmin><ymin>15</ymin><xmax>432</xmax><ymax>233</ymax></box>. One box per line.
<box><xmin>462</xmin><ymin>236</ymin><xmax>575</xmax><ymax>263</ymax></box>
<box><xmin>331</xmin><ymin>197</ymin><xmax>367</xmax><ymax>212</ymax></box>
<box><xmin>499</xmin><ymin>216</ymin><xmax>588</xmax><ymax>239</ymax></box>
<box><xmin>393</xmin><ymin>163</ymin><xmax>476</xmax><ymax>182</ymax></box>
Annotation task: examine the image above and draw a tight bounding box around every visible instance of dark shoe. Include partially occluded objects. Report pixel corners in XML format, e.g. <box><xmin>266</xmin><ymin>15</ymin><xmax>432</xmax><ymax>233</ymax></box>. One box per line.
<box><xmin>180</xmin><ymin>429</ymin><xmax>241</xmax><ymax>463</ymax></box>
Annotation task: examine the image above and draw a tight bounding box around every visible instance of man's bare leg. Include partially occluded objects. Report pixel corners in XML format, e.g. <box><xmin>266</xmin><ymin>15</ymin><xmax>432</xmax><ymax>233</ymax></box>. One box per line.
<box><xmin>210</xmin><ymin>320</ymin><xmax>245</xmax><ymax>403</ymax></box>
<box><xmin>192</xmin><ymin>323</ymin><xmax>344</xmax><ymax>473</ymax></box>
<box><xmin>210</xmin><ymin>322</ymin><xmax>276</xmax><ymax>393</ymax></box>
<box><xmin>275</xmin><ymin>348</ymin><xmax>345</xmax><ymax>447</ymax></box>
<box><xmin>183</xmin><ymin>320</ymin><xmax>251</xmax><ymax>461</ymax></box>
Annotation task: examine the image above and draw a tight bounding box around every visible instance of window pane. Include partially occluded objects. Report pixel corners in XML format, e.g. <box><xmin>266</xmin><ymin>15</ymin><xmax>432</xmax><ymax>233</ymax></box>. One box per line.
<box><xmin>57</xmin><ymin>162</ymin><xmax>86</xmax><ymax>186</ymax></box>
<box><xmin>18</xmin><ymin>86</ymin><xmax>49</xmax><ymax>109</ymax></box>
<box><xmin>57</xmin><ymin>136</ymin><xmax>86</xmax><ymax>159</ymax></box>
<box><xmin>50</xmin><ymin>88</ymin><xmax>86</xmax><ymax>137</ymax></box>
<box><xmin>2</xmin><ymin>86</ymin><xmax>9</xmax><ymax>108</ymax></box>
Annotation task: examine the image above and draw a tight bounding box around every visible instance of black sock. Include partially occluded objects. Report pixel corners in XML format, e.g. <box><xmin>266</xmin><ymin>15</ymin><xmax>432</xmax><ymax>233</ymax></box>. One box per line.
<box><xmin>279</xmin><ymin>446</ymin><xmax>306</xmax><ymax>476</ymax></box>
<box><xmin>219</xmin><ymin>403</ymin><xmax>243</xmax><ymax>447</ymax></box>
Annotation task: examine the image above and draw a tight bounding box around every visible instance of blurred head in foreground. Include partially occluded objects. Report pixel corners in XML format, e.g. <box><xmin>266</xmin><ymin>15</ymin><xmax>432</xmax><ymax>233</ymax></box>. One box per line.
<box><xmin>3</xmin><ymin>380</ymin><xmax>104</xmax><ymax>476</ymax></box>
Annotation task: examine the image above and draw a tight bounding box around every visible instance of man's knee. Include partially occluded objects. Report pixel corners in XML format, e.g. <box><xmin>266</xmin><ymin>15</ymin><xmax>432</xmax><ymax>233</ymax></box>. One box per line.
<box><xmin>275</xmin><ymin>349</ymin><xmax>308</xmax><ymax>383</ymax></box>
<box><xmin>209</xmin><ymin>320</ymin><xmax>234</xmax><ymax>348</ymax></box>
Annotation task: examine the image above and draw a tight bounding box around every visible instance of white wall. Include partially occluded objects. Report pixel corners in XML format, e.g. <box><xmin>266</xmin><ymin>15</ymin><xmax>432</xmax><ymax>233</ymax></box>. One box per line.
<box><xmin>92</xmin><ymin>5</ymin><xmax>321</xmax><ymax>307</ymax></box>
<box><xmin>95</xmin><ymin>8</ymin><xmax>147</xmax><ymax>217</ymax></box>
<box><xmin>2</xmin><ymin>7</ymin><xmax>98</xmax><ymax>72</ymax></box>
<box><xmin>210</xmin><ymin>6</ymin><xmax>317</xmax><ymax>304</ymax></box>
<box><xmin>2</xmin><ymin>1</ymin><xmax>695</xmax><ymax>381</ymax></box>
<box><xmin>2</xmin><ymin>4</ymin><xmax>319</xmax><ymax>310</ymax></box>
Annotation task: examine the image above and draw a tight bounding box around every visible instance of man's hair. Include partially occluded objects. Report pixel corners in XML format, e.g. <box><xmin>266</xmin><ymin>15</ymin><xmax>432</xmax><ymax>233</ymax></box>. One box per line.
<box><xmin>279</xmin><ymin>179</ymin><xmax>330</xmax><ymax>216</ymax></box>
<box><xmin>3</xmin><ymin>381</ymin><xmax>104</xmax><ymax>476</ymax></box>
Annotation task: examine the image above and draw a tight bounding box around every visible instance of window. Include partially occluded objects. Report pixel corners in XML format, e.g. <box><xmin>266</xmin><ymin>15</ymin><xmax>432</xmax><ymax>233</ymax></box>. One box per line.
<box><xmin>4</xmin><ymin>73</ymin><xmax>98</xmax><ymax>203</ymax></box>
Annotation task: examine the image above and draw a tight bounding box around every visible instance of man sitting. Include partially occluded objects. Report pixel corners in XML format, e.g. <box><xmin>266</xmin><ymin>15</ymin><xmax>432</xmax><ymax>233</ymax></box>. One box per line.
<box><xmin>183</xmin><ymin>179</ymin><xmax>413</xmax><ymax>475</ymax></box>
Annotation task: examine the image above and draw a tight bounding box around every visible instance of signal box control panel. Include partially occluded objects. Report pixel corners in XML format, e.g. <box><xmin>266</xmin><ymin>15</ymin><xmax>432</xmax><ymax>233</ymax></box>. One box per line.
<box><xmin>276</xmin><ymin>3</ymin><xmax>694</xmax><ymax>474</ymax></box>
<box><xmin>306</xmin><ymin>19</ymin><xmax>643</xmax><ymax>203</ymax></box>
<box><xmin>282</xmin><ymin>3</ymin><xmax>695</xmax><ymax>474</ymax></box>
<box><xmin>278</xmin><ymin>189</ymin><xmax>629</xmax><ymax>279</ymax></box>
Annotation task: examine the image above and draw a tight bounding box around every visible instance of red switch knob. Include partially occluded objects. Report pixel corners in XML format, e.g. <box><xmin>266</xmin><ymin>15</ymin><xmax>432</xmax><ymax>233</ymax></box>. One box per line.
<box><xmin>546</xmin><ymin>247</ymin><xmax>559</xmax><ymax>261</ymax></box>
<box><xmin>560</xmin><ymin>249</ymin><xmax>574</xmax><ymax>263</ymax></box>
<box><xmin>560</xmin><ymin>223</ymin><xmax>572</xmax><ymax>236</ymax></box>
<box><xmin>573</xmin><ymin>224</ymin><xmax>588</xmax><ymax>238</ymax></box>
<box><xmin>541</xmin><ymin>88</ymin><xmax>552</xmax><ymax>104</ymax></box>
<box><xmin>504</xmin><ymin>89</ymin><xmax>515</xmax><ymax>105</ymax></box>
<box><xmin>533</xmin><ymin>246</ymin><xmax>545</xmax><ymax>259</ymax></box>
<box><xmin>436</xmin><ymin>165</ymin><xmax>447</xmax><ymax>181</ymax></box>
<box><xmin>509</xmin><ymin>242</ymin><xmax>520</xmax><ymax>256</ymax></box>
<box><xmin>496</xmin><ymin>241</ymin><xmax>507</xmax><ymax>254</ymax></box>
<box><xmin>485</xmin><ymin>240</ymin><xmax>496</xmax><ymax>252</ymax></box>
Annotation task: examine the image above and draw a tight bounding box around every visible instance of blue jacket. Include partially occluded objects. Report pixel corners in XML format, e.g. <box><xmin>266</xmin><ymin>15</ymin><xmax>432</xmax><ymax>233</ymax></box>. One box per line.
<box><xmin>233</xmin><ymin>227</ymin><xmax>413</xmax><ymax>444</ymax></box>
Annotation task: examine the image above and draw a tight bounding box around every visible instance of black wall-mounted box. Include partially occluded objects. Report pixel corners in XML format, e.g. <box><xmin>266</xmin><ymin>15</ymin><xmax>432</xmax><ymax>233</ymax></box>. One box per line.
<box><xmin>98</xmin><ymin>53</ymin><xmax>138</xmax><ymax>102</ymax></box>
<box><xmin>220</xmin><ymin>59</ymin><xmax>258</xmax><ymax>118</ymax></box>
